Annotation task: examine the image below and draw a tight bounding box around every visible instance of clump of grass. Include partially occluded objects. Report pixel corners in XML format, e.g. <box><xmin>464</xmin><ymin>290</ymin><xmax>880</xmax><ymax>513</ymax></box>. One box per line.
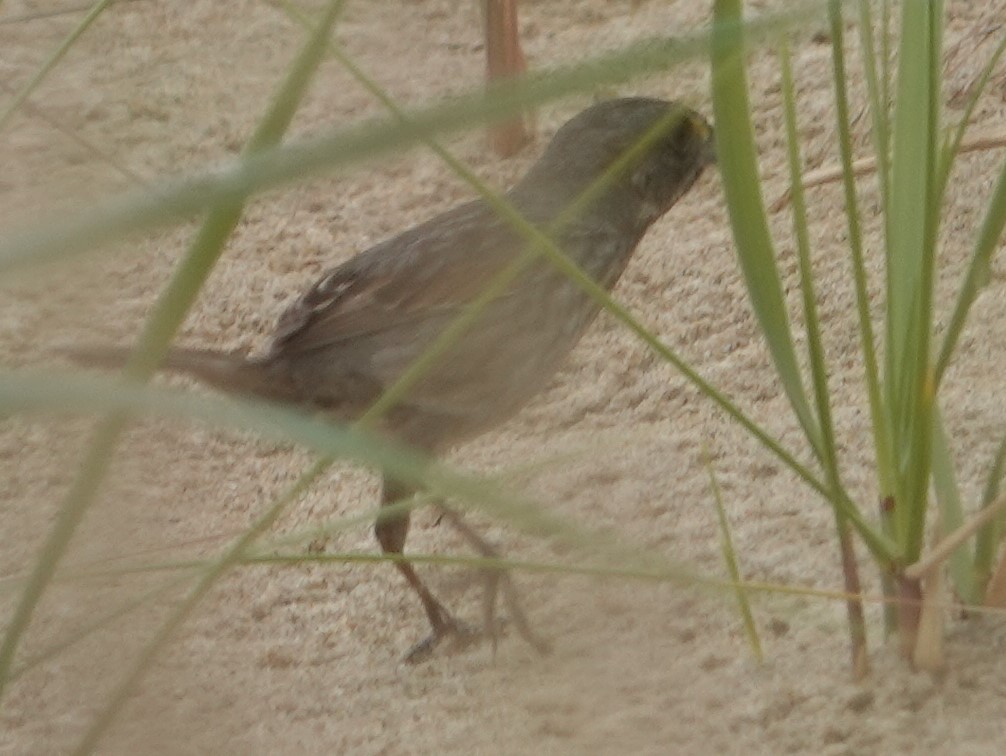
<box><xmin>711</xmin><ymin>0</ymin><xmax>1006</xmax><ymax>670</ymax></box>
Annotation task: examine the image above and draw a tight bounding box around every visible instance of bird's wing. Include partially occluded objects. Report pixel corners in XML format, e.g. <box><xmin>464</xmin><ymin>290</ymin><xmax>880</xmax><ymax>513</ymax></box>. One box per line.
<box><xmin>269</xmin><ymin>200</ymin><xmax>522</xmax><ymax>357</ymax></box>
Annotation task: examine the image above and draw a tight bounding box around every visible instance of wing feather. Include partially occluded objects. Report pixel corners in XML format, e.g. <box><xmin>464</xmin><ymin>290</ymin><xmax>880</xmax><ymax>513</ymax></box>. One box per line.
<box><xmin>269</xmin><ymin>200</ymin><xmax>521</xmax><ymax>356</ymax></box>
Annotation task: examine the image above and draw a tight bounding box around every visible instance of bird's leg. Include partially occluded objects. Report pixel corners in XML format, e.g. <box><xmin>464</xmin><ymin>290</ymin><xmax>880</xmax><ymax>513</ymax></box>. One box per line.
<box><xmin>434</xmin><ymin>505</ymin><xmax>551</xmax><ymax>658</ymax></box>
<box><xmin>376</xmin><ymin>477</ymin><xmax>480</xmax><ymax>663</ymax></box>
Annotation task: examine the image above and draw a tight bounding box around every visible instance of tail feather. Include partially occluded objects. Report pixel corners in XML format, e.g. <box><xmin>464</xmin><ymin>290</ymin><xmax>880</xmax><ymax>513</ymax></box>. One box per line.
<box><xmin>62</xmin><ymin>344</ymin><xmax>283</xmax><ymax>400</ymax></box>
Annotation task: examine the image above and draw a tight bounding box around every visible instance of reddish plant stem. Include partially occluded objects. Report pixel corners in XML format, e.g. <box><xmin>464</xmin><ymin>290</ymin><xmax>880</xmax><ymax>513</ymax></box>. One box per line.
<box><xmin>485</xmin><ymin>0</ymin><xmax>533</xmax><ymax>156</ymax></box>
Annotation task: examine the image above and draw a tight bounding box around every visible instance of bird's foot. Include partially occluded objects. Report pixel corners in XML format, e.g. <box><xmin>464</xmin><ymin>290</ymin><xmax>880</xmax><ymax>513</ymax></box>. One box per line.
<box><xmin>403</xmin><ymin>614</ymin><xmax>493</xmax><ymax>665</ymax></box>
<box><xmin>484</xmin><ymin>568</ymin><xmax>551</xmax><ymax>658</ymax></box>
<box><xmin>433</xmin><ymin>506</ymin><xmax>552</xmax><ymax>659</ymax></box>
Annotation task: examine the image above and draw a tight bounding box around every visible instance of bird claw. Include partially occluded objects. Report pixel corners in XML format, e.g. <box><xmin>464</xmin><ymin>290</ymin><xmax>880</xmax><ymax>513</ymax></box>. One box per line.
<box><xmin>402</xmin><ymin>616</ymin><xmax>483</xmax><ymax>665</ymax></box>
<box><xmin>431</xmin><ymin>506</ymin><xmax>551</xmax><ymax>659</ymax></box>
<box><xmin>401</xmin><ymin>583</ymin><xmax>549</xmax><ymax>665</ymax></box>
<box><xmin>481</xmin><ymin>565</ymin><xmax>551</xmax><ymax>659</ymax></box>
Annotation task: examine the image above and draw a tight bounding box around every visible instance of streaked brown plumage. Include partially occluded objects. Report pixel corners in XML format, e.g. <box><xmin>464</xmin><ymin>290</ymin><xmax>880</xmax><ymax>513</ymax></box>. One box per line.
<box><xmin>69</xmin><ymin>98</ymin><xmax>715</xmax><ymax>661</ymax></box>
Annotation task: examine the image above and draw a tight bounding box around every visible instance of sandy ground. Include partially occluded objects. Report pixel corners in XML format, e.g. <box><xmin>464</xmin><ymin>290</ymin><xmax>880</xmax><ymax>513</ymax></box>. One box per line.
<box><xmin>4</xmin><ymin>0</ymin><xmax>1006</xmax><ymax>753</ymax></box>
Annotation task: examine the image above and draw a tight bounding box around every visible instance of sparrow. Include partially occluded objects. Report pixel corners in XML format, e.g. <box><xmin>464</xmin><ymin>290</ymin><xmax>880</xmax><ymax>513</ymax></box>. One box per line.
<box><xmin>68</xmin><ymin>97</ymin><xmax>715</xmax><ymax>662</ymax></box>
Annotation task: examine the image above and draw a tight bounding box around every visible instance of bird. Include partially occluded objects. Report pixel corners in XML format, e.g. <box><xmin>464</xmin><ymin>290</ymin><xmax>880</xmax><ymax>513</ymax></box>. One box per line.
<box><xmin>66</xmin><ymin>97</ymin><xmax>716</xmax><ymax>662</ymax></box>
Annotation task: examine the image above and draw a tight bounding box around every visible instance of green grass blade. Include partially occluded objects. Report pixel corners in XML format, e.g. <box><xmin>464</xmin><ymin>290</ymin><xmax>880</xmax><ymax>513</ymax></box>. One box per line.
<box><xmin>124</xmin><ymin>0</ymin><xmax>348</xmax><ymax>377</ymax></box>
<box><xmin>886</xmin><ymin>6</ymin><xmax>935</xmax><ymax>404</ymax></box>
<box><xmin>7</xmin><ymin>573</ymin><xmax>192</xmax><ymax>684</ymax></box>
<box><xmin>782</xmin><ymin>25</ymin><xmax>869</xmax><ymax>668</ymax></box>
<box><xmin>933</xmin><ymin>30</ymin><xmax>1006</xmax><ymax>217</ymax></box>
<box><xmin>931</xmin><ymin>27</ymin><xmax>1006</xmax><ymax>386</ymax></box>
<box><xmin>0</xmin><ymin>79</ymin><xmax>149</xmax><ymax>187</ymax></box>
<box><xmin>934</xmin><ymin>152</ymin><xmax>1006</xmax><ymax>386</ymax></box>
<box><xmin>834</xmin><ymin>1</ymin><xmax>893</xmax><ymax>496</ymax></box>
<box><xmin>885</xmin><ymin>1</ymin><xmax>941</xmax><ymax>561</ymax></box>
<box><xmin>901</xmin><ymin>1</ymin><xmax>944</xmax><ymax>564</ymax></box>
<box><xmin>880</xmin><ymin>0</ymin><xmax>892</xmax><ymax>155</ymax></box>
<box><xmin>0</xmin><ymin>0</ymin><xmax>347</xmax><ymax>704</ymax></box>
<box><xmin>712</xmin><ymin>0</ymin><xmax>823</xmax><ymax>462</ymax></box>
<box><xmin>832</xmin><ymin>0</ymin><xmax>900</xmax><ymax>629</ymax></box>
<box><xmin>930</xmin><ymin>407</ymin><xmax>977</xmax><ymax>603</ymax></box>
<box><xmin>703</xmin><ymin>444</ymin><xmax>763</xmax><ymax>663</ymax></box>
<box><xmin>780</xmin><ymin>37</ymin><xmax>838</xmax><ymax>482</ymax></box>
<box><xmin>0</xmin><ymin>371</ymin><xmax>555</xmax><ymax>542</ymax></box>
<box><xmin>68</xmin><ymin>4</ymin><xmax>350</xmax><ymax>744</ymax></box>
<box><xmin>856</xmin><ymin>0</ymin><xmax>891</xmax><ymax>222</ymax></box>
<box><xmin>974</xmin><ymin>430</ymin><xmax>1006</xmax><ymax>598</ymax></box>
<box><xmin>0</xmin><ymin>362</ymin><xmax>902</xmax><ymax>583</ymax></box>
<box><xmin>0</xmin><ymin>4</ymin><xmax>828</xmax><ymax>277</ymax></box>
<box><xmin>69</xmin><ymin>455</ymin><xmax>329</xmax><ymax>756</ymax></box>
<box><xmin>847</xmin><ymin>0</ymin><xmax>902</xmax><ymax>627</ymax></box>
<box><xmin>0</xmin><ymin>0</ymin><xmax>114</xmax><ymax>133</ymax></box>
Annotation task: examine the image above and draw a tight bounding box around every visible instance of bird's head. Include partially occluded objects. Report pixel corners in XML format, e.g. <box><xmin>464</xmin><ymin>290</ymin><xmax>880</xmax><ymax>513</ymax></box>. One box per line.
<box><xmin>516</xmin><ymin>97</ymin><xmax>715</xmax><ymax>230</ymax></box>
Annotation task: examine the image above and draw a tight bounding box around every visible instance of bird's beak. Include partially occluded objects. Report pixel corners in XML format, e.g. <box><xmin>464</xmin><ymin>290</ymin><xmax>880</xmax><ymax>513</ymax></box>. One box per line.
<box><xmin>684</xmin><ymin>112</ymin><xmax>716</xmax><ymax>166</ymax></box>
<box><xmin>703</xmin><ymin>128</ymin><xmax>717</xmax><ymax>166</ymax></box>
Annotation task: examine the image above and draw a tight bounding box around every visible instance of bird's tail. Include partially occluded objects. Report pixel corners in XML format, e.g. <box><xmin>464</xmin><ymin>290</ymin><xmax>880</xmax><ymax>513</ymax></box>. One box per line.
<box><xmin>62</xmin><ymin>344</ymin><xmax>284</xmax><ymax>399</ymax></box>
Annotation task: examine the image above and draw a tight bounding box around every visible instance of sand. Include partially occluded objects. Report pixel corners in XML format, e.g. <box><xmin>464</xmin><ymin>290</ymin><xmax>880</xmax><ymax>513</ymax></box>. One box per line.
<box><xmin>3</xmin><ymin>1</ymin><xmax>1006</xmax><ymax>753</ymax></box>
